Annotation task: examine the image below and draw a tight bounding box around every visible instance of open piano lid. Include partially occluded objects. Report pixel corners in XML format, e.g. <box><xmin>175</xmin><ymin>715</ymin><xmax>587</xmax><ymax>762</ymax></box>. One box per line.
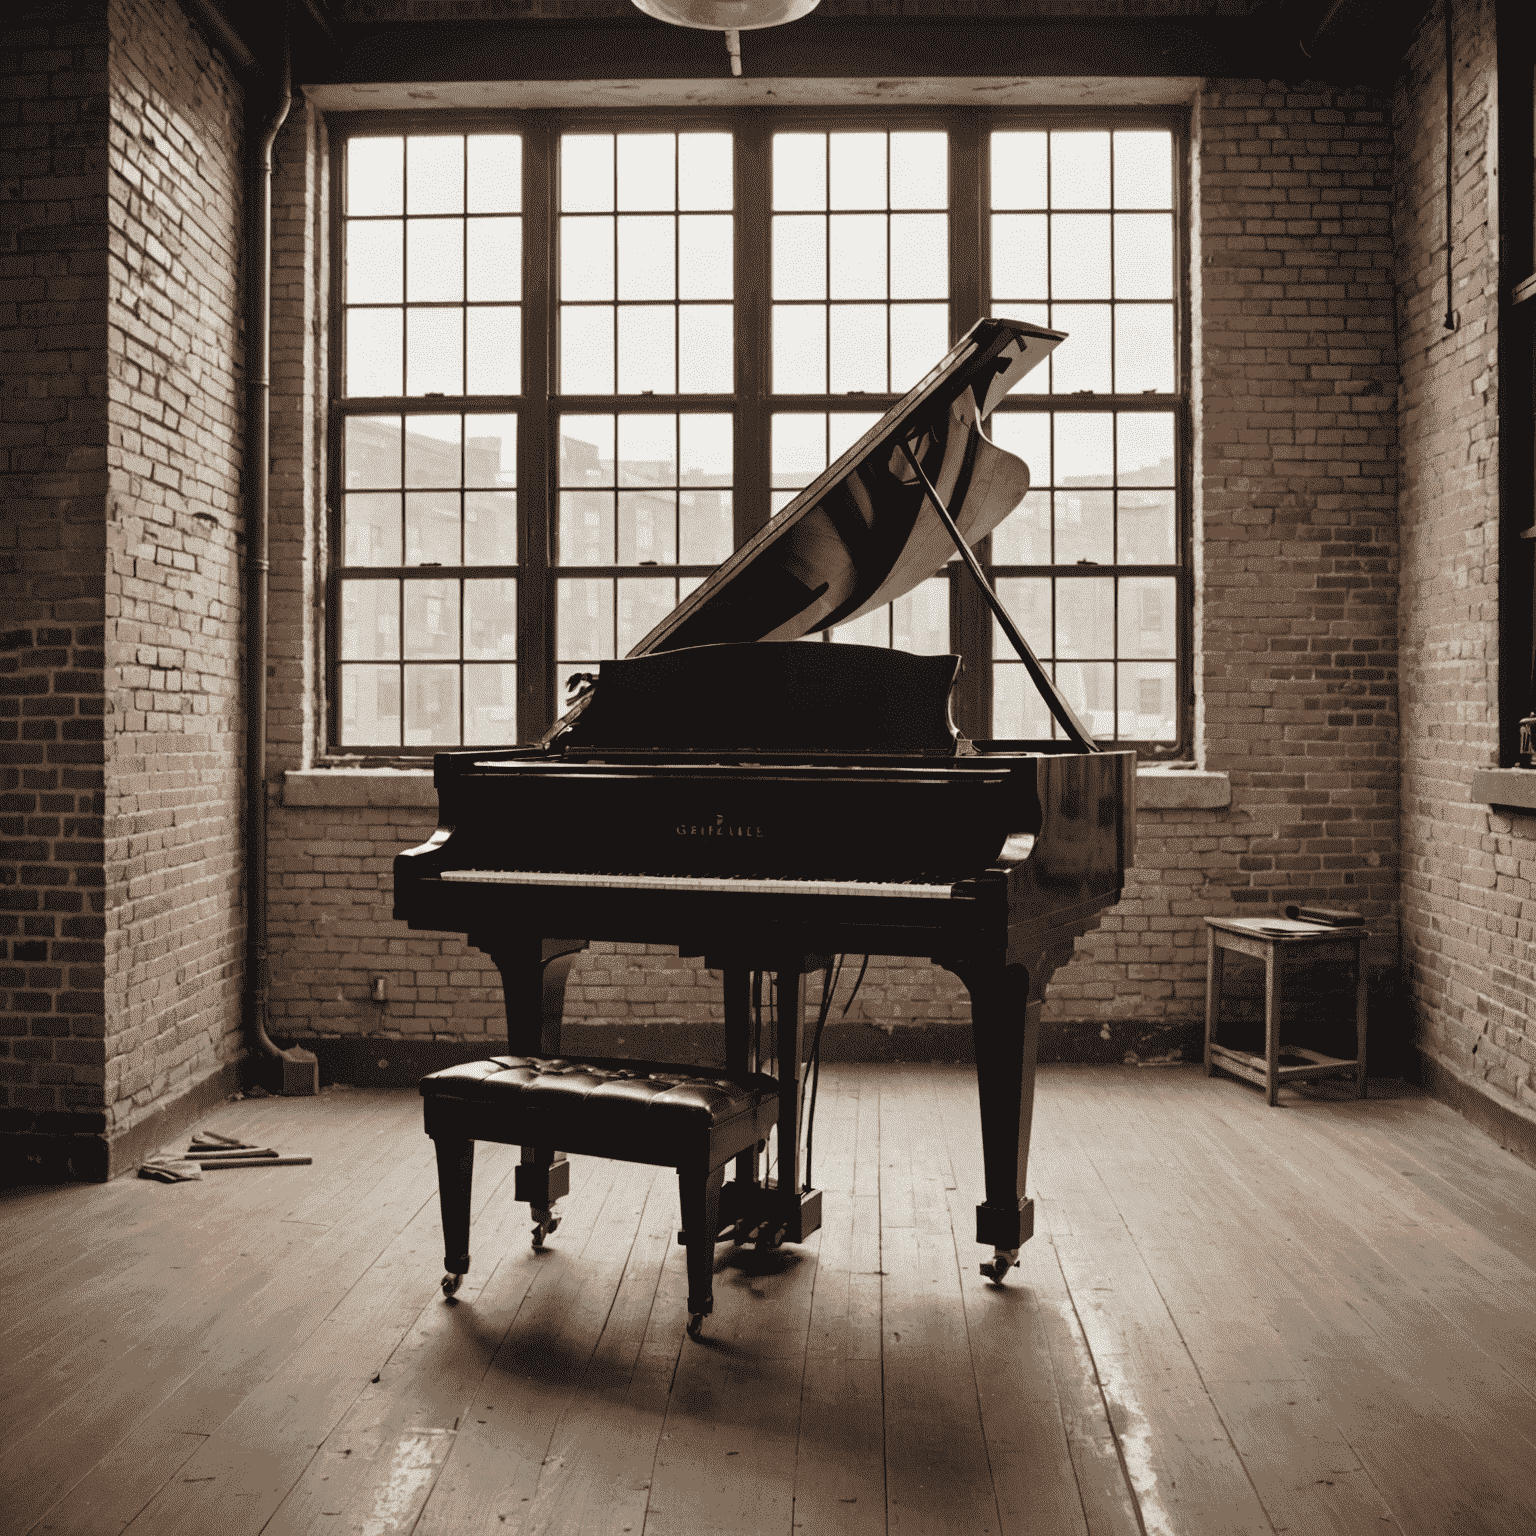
<box><xmin>627</xmin><ymin>316</ymin><xmax>1064</xmax><ymax>656</ymax></box>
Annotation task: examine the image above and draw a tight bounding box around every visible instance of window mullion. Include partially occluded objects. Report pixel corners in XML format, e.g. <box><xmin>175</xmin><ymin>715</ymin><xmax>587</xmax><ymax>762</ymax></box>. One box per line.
<box><xmin>735</xmin><ymin>112</ymin><xmax>771</xmax><ymax>545</ymax></box>
<box><xmin>519</xmin><ymin>113</ymin><xmax>555</xmax><ymax>741</ymax></box>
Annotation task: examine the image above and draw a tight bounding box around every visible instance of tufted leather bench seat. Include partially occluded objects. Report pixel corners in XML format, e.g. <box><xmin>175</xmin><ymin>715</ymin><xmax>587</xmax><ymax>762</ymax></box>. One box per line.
<box><xmin>421</xmin><ymin>1055</ymin><xmax>781</xmax><ymax>1334</ymax></box>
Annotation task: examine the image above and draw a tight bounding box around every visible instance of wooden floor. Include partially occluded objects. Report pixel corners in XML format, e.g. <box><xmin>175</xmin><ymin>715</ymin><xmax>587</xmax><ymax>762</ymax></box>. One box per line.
<box><xmin>4</xmin><ymin>1063</ymin><xmax>1536</xmax><ymax>1536</ymax></box>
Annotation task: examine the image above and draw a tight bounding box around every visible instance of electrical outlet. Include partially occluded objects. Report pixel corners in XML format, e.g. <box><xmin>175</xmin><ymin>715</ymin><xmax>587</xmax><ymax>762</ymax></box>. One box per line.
<box><xmin>370</xmin><ymin>975</ymin><xmax>387</xmax><ymax>1003</ymax></box>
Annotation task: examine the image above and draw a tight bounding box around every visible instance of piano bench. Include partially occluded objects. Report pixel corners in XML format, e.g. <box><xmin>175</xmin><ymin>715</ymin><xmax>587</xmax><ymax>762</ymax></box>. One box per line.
<box><xmin>420</xmin><ymin>1054</ymin><xmax>782</xmax><ymax>1336</ymax></box>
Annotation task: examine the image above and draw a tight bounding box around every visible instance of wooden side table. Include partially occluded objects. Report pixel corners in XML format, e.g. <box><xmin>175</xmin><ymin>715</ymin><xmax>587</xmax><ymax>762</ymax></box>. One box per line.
<box><xmin>1203</xmin><ymin>917</ymin><xmax>1369</xmax><ymax>1106</ymax></box>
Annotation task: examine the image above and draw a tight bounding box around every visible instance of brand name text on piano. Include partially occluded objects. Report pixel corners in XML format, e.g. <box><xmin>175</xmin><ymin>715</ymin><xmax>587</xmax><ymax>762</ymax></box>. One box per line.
<box><xmin>676</xmin><ymin>815</ymin><xmax>765</xmax><ymax>838</ymax></box>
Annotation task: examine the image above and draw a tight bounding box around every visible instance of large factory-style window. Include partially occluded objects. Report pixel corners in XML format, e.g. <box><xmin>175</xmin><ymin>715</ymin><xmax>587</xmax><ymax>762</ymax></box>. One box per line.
<box><xmin>328</xmin><ymin>112</ymin><xmax>1189</xmax><ymax>754</ymax></box>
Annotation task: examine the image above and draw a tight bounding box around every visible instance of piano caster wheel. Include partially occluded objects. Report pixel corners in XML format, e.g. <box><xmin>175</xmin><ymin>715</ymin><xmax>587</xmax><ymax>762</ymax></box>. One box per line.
<box><xmin>686</xmin><ymin>1312</ymin><xmax>706</xmax><ymax>1340</ymax></box>
<box><xmin>442</xmin><ymin>1272</ymin><xmax>464</xmax><ymax>1299</ymax></box>
<box><xmin>531</xmin><ymin>1208</ymin><xmax>561</xmax><ymax>1251</ymax></box>
<box><xmin>980</xmin><ymin>1249</ymin><xmax>1019</xmax><ymax>1284</ymax></box>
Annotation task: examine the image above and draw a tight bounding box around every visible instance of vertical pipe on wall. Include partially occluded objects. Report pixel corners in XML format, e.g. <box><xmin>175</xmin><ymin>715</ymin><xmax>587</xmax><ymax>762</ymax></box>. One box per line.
<box><xmin>246</xmin><ymin>15</ymin><xmax>316</xmax><ymax>1091</ymax></box>
<box><xmin>1443</xmin><ymin>0</ymin><xmax>1458</xmax><ymax>331</ymax></box>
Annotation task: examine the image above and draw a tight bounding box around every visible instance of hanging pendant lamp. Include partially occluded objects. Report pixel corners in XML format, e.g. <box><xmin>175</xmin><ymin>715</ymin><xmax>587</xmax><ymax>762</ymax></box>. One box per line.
<box><xmin>629</xmin><ymin>0</ymin><xmax>822</xmax><ymax>75</ymax></box>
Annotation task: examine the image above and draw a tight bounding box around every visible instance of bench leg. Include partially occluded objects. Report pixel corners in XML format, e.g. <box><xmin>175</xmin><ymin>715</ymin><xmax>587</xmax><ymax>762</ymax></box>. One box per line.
<box><xmin>433</xmin><ymin>1135</ymin><xmax>474</xmax><ymax>1297</ymax></box>
<box><xmin>680</xmin><ymin>1163</ymin><xmax>726</xmax><ymax>1336</ymax></box>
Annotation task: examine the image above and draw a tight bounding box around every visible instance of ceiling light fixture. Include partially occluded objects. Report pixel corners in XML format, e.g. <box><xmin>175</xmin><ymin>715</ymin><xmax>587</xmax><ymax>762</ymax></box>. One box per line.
<box><xmin>629</xmin><ymin>0</ymin><xmax>822</xmax><ymax>77</ymax></box>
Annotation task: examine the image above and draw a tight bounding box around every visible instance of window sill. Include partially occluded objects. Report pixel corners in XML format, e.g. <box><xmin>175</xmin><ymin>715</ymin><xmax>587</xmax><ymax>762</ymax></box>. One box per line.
<box><xmin>1470</xmin><ymin>767</ymin><xmax>1536</xmax><ymax>811</ymax></box>
<box><xmin>283</xmin><ymin>764</ymin><xmax>1232</xmax><ymax>811</ymax></box>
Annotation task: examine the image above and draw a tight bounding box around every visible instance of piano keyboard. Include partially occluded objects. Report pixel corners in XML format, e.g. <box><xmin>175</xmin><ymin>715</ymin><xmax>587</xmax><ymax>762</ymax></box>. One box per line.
<box><xmin>438</xmin><ymin>870</ymin><xmax>957</xmax><ymax>900</ymax></box>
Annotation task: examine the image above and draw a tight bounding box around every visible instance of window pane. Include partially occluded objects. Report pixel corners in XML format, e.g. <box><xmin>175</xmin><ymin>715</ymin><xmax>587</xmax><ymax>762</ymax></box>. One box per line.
<box><xmin>467</xmin><ymin>134</ymin><xmax>521</xmax><ymax>214</ymax></box>
<box><xmin>680</xmin><ymin>415</ymin><xmax>732</xmax><ymax>484</ymax></box>
<box><xmin>558</xmin><ymin>578</ymin><xmax>615</xmax><ymax>658</ymax></box>
<box><xmin>617</xmin><ymin>306</ymin><xmax>676</xmax><ymax>393</ymax></box>
<box><xmin>772</xmin><ymin>413</ymin><xmax>825</xmax><ymax>489</ymax></box>
<box><xmin>562</xmin><ymin>216</ymin><xmax>615</xmax><ymax>301</ymax></box>
<box><xmin>990</xmin><ymin>413</ymin><xmax>1050</xmax><ymax>485</ymax></box>
<box><xmin>890</xmin><ymin>132</ymin><xmax>947</xmax><ymax>210</ymax></box>
<box><xmin>407</xmin><ymin>219</ymin><xmax>463</xmax><ymax>302</ymax></box>
<box><xmin>1056</xmin><ymin>414</ymin><xmax>1113</xmax><ymax>487</ymax></box>
<box><xmin>349</xmin><ymin>137</ymin><xmax>403</xmax><ymax>217</ymax></box>
<box><xmin>467</xmin><ymin>217</ymin><xmax>521</xmax><ymax>301</ymax></box>
<box><xmin>774</xmin><ymin>216</ymin><xmax>826</xmax><ymax>301</ymax></box>
<box><xmin>830</xmin><ymin>133</ymin><xmax>885</xmax><ymax>210</ymax></box>
<box><xmin>617</xmin><ymin>577</ymin><xmax>677</xmax><ymax>652</ymax></box>
<box><xmin>679</xmin><ymin>133</ymin><xmax>732</xmax><ymax>211</ymax></box>
<box><xmin>617</xmin><ymin>133</ymin><xmax>675</xmax><ymax>211</ymax></box>
<box><xmin>1050</xmin><ymin>132</ymin><xmax>1110</xmax><ymax>208</ymax></box>
<box><xmin>1055</xmin><ymin>489</ymin><xmax>1113</xmax><ymax>565</ymax></box>
<box><xmin>1049</xmin><ymin>305</ymin><xmax>1111</xmax><ymax>393</ymax></box>
<box><xmin>1119</xmin><ymin>576</ymin><xmax>1176</xmax><ymax>658</ymax></box>
<box><xmin>617</xmin><ymin>215</ymin><xmax>675</xmax><ymax>301</ymax></box>
<box><xmin>994</xmin><ymin>578</ymin><xmax>1051</xmax><ymax>658</ymax></box>
<box><xmin>1051</xmin><ymin>215</ymin><xmax>1111</xmax><ymax>301</ymax></box>
<box><xmin>890</xmin><ymin>305</ymin><xmax>948</xmax><ymax>392</ymax></box>
<box><xmin>1114</xmin><ymin>131</ymin><xmax>1173</xmax><ymax>210</ymax></box>
<box><xmin>405</xmin><ymin>492</ymin><xmax>459</xmax><ymax>565</ymax></box>
<box><xmin>830</xmin><ymin>608</ymin><xmax>887</xmax><ymax>647</ymax></box>
<box><xmin>465</xmin><ymin>578</ymin><xmax>518</xmax><ymax>657</ymax></box>
<box><xmin>561</xmin><ymin>416</ymin><xmax>614</xmax><ymax>485</ymax></box>
<box><xmin>990</xmin><ymin>131</ymin><xmax>1046</xmax><ymax>210</ymax></box>
<box><xmin>346</xmin><ymin>309</ymin><xmax>402</xmax><ymax>396</ymax></box>
<box><xmin>991</xmin><ymin>491</ymin><xmax>1049</xmax><ymax>564</ymax></box>
<box><xmin>1117</xmin><ymin>414</ymin><xmax>1175</xmax><ymax>484</ymax></box>
<box><xmin>560</xmin><ymin>491</ymin><xmax>614</xmax><ymax>564</ymax></box>
<box><xmin>618</xmin><ymin>414</ymin><xmax>676</xmax><ymax>487</ymax></box>
<box><xmin>830</xmin><ymin>215</ymin><xmax>886</xmax><ymax>300</ymax></box>
<box><xmin>404</xmin><ymin>579</ymin><xmax>459</xmax><ymax>657</ymax></box>
<box><xmin>466</xmin><ymin>663</ymin><xmax>518</xmax><ymax>742</ymax></box>
<box><xmin>341</xmin><ymin>580</ymin><xmax>400</xmax><ymax>659</ymax></box>
<box><xmin>562</xmin><ymin>135</ymin><xmax>614</xmax><ymax>213</ymax></box>
<box><xmin>829</xmin><ymin>305</ymin><xmax>886</xmax><ymax>394</ymax></box>
<box><xmin>1056</xmin><ymin>577</ymin><xmax>1114</xmax><ymax>658</ymax></box>
<box><xmin>561</xmin><ymin>307</ymin><xmax>614</xmax><ymax>394</ymax></box>
<box><xmin>404</xmin><ymin>415</ymin><xmax>460</xmax><ymax>487</ymax></box>
<box><xmin>345</xmin><ymin>416</ymin><xmax>401</xmax><ymax>487</ymax></box>
<box><xmin>679</xmin><ymin>215</ymin><xmax>732</xmax><ymax>300</ymax></box>
<box><xmin>347</xmin><ymin>221</ymin><xmax>402</xmax><ymax>304</ymax></box>
<box><xmin>680</xmin><ymin>490</ymin><xmax>732</xmax><ymax>564</ymax></box>
<box><xmin>1118</xmin><ymin>490</ymin><xmax>1176</xmax><ymax>565</ymax></box>
<box><xmin>406</xmin><ymin>308</ymin><xmax>463</xmax><ymax>395</ymax></box>
<box><xmin>679</xmin><ymin>306</ymin><xmax>733</xmax><ymax>394</ymax></box>
<box><xmin>407</xmin><ymin>137</ymin><xmax>463</xmax><ymax>216</ymax></box>
<box><xmin>991</xmin><ymin>214</ymin><xmax>1047</xmax><ymax>301</ymax></box>
<box><xmin>341</xmin><ymin>663</ymin><xmax>401</xmax><ymax>746</ymax></box>
<box><xmin>1056</xmin><ymin>660</ymin><xmax>1114</xmax><ymax>737</ymax></box>
<box><xmin>343</xmin><ymin>493</ymin><xmax>401</xmax><ymax>566</ymax></box>
<box><xmin>890</xmin><ymin>214</ymin><xmax>947</xmax><ymax>300</ymax></box>
<box><xmin>466</xmin><ymin>308</ymin><xmax>520</xmax><ymax>395</ymax></box>
<box><xmin>993</xmin><ymin>661</ymin><xmax>1054</xmax><ymax>738</ymax></box>
<box><xmin>774</xmin><ymin>133</ymin><xmax>826</xmax><ymax>211</ymax></box>
<box><xmin>892</xmin><ymin>577</ymin><xmax>950</xmax><ymax>654</ymax></box>
<box><xmin>1115</xmin><ymin>306</ymin><xmax>1175</xmax><ymax>393</ymax></box>
<box><xmin>1119</xmin><ymin>661</ymin><xmax>1176</xmax><ymax>740</ymax></box>
<box><xmin>1114</xmin><ymin>214</ymin><xmax>1173</xmax><ymax>300</ymax></box>
<box><xmin>404</xmin><ymin>663</ymin><xmax>459</xmax><ymax>746</ymax></box>
<box><xmin>773</xmin><ymin>307</ymin><xmax>826</xmax><ymax>393</ymax></box>
<box><xmin>465</xmin><ymin>491</ymin><xmax>517</xmax><ymax>565</ymax></box>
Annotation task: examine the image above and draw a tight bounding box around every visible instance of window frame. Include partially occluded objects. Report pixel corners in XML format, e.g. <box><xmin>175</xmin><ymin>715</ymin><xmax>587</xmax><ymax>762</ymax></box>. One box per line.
<box><xmin>324</xmin><ymin>104</ymin><xmax>1192</xmax><ymax>760</ymax></box>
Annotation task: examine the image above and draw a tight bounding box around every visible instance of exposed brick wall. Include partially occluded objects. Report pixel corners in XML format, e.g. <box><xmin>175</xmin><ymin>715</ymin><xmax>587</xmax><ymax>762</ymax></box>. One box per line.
<box><xmin>101</xmin><ymin>0</ymin><xmax>246</xmax><ymax>1133</ymax></box>
<box><xmin>263</xmin><ymin>76</ymin><xmax>1403</xmax><ymax>1062</ymax></box>
<box><xmin>1396</xmin><ymin>0</ymin><xmax>1536</xmax><ymax>1120</ymax></box>
<box><xmin>1</xmin><ymin>3</ymin><xmax>113</xmax><ymax>1153</ymax></box>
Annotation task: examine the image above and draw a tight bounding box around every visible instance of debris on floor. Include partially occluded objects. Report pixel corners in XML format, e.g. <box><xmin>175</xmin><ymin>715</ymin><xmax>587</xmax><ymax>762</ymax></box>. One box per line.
<box><xmin>140</xmin><ymin>1131</ymin><xmax>313</xmax><ymax>1182</ymax></box>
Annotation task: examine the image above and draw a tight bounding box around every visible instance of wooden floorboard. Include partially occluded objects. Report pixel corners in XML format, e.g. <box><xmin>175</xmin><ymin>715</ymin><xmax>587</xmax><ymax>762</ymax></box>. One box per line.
<box><xmin>7</xmin><ymin>1063</ymin><xmax>1536</xmax><ymax>1536</ymax></box>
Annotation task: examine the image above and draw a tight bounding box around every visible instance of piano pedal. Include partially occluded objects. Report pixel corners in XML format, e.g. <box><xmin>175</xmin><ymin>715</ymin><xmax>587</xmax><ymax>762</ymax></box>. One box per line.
<box><xmin>531</xmin><ymin>1207</ymin><xmax>561</xmax><ymax>1251</ymax></box>
<box><xmin>756</xmin><ymin>1223</ymin><xmax>786</xmax><ymax>1252</ymax></box>
<box><xmin>980</xmin><ymin>1248</ymin><xmax>1019</xmax><ymax>1284</ymax></box>
<box><xmin>441</xmin><ymin>1272</ymin><xmax>465</xmax><ymax>1299</ymax></box>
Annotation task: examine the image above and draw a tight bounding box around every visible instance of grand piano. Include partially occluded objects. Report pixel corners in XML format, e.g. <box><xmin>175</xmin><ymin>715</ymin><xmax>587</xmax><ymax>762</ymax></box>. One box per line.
<box><xmin>394</xmin><ymin>317</ymin><xmax>1136</xmax><ymax>1289</ymax></box>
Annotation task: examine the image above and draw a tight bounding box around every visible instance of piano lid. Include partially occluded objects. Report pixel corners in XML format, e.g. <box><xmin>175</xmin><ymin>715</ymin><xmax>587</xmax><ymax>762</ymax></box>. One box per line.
<box><xmin>628</xmin><ymin>316</ymin><xmax>1063</xmax><ymax>657</ymax></box>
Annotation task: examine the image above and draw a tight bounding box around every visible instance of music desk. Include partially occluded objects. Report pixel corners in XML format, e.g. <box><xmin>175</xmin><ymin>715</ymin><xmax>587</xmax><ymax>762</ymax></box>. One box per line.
<box><xmin>1203</xmin><ymin>917</ymin><xmax>1369</xmax><ymax>1106</ymax></box>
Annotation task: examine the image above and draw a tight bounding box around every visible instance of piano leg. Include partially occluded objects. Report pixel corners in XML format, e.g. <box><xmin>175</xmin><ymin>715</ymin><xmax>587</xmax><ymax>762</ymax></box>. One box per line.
<box><xmin>473</xmin><ymin>933</ymin><xmax>586</xmax><ymax>1056</ymax></box>
<box><xmin>679</xmin><ymin>1162</ymin><xmax>726</xmax><ymax>1336</ymax></box>
<box><xmin>433</xmin><ymin>1134</ymin><xmax>474</xmax><ymax>1297</ymax></box>
<box><xmin>950</xmin><ymin>960</ymin><xmax>1042</xmax><ymax>1282</ymax></box>
<box><xmin>723</xmin><ymin>968</ymin><xmax>760</xmax><ymax>1232</ymax></box>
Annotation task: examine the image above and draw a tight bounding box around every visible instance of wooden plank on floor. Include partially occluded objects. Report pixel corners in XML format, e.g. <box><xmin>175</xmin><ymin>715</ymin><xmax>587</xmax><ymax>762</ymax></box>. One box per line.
<box><xmin>879</xmin><ymin>1065</ymin><xmax>1002</xmax><ymax>1536</ymax></box>
<box><xmin>931</xmin><ymin>1065</ymin><xmax>1136</xmax><ymax>1536</ymax></box>
<box><xmin>789</xmin><ymin>1066</ymin><xmax>886</xmax><ymax>1536</ymax></box>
